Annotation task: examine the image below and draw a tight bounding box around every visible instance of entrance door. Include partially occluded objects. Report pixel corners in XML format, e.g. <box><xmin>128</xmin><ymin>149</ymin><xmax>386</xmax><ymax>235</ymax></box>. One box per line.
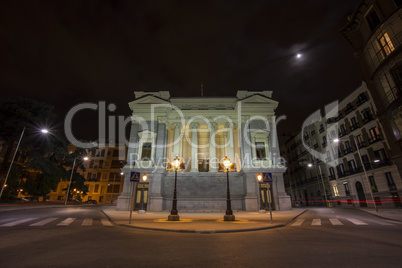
<box><xmin>391</xmin><ymin>192</ymin><xmax>402</xmax><ymax>208</ymax></box>
<box><xmin>259</xmin><ymin>183</ymin><xmax>275</xmax><ymax>210</ymax></box>
<box><xmin>355</xmin><ymin>181</ymin><xmax>367</xmax><ymax>207</ymax></box>
<box><xmin>134</xmin><ymin>183</ymin><xmax>149</xmax><ymax>210</ymax></box>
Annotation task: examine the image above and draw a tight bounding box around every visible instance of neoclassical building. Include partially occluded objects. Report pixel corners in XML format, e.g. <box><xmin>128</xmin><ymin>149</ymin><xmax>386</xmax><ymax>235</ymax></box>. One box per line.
<box><xmin>117</xmin><ymin>91</ymin><xmax>291</xmax><ymax>212</ymax></box>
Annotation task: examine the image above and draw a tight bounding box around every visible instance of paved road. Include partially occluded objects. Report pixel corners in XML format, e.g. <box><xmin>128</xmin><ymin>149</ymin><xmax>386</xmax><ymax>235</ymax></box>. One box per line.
<box><xmin>0</xmin><ymin>206</ymin><xmax>401</xmax><ymax>267</ymax></box>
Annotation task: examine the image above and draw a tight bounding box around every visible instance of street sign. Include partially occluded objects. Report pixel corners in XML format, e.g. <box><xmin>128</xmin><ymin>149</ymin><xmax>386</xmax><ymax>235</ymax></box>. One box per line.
<box><xmin>130</xmin><ymin>172</ymin><xmax>140</xmax><ymax>182</ymax></box>
<box><xmin>262</xmin><ymin>172</ymin><xmax>272</xmax><ymax>183</ymax></box>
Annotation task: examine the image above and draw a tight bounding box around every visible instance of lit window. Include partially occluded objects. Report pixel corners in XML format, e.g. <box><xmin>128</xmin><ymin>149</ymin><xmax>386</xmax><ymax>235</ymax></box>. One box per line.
<box><xmin>377</xmin><ymin>33</ymin><xmax>395</xmax><ymax>57</ymax></box>
<box><xmin>332</xmin><ymin>184</ymin><xmax>339</xmax><ymax>197</ymax></box>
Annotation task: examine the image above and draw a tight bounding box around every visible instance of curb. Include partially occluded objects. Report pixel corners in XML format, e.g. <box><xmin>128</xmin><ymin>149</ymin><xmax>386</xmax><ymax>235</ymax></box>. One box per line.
<box><xmin>358</xmin><ymin>209</ymin><xmax>402</xmax><ymax>222</ymax></box>
<box><xmin>105</xmin><ymin>209</ymin><xmax>308</xmax><ymax>234</ymax></box>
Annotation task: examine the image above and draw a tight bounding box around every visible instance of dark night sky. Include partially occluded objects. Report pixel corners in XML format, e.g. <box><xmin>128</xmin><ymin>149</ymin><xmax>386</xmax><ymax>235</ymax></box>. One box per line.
<box><xmin>0</xmin><ymin>0</ymin><xmax>363</xmax><ymax>141</ymax></box>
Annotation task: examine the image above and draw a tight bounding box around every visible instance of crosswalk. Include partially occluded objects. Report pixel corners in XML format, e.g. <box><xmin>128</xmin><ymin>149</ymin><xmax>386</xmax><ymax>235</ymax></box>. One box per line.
<box><xmin>290</xmin><ymin>218</ymin><xmax>400</xmax><ymax>227</ymax></box>
<box><xmin>0</xmin><ymin>217</ymin><xmax>113</xmax><ymax>227</ymax></box>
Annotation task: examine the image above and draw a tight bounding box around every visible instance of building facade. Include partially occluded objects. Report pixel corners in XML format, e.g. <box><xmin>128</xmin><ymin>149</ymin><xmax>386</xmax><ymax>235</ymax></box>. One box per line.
<box><xmin>341</xmin><ymin>0</ymin><xmax>402</xmax><ymax>179</ymax></box>
<box><xmin>49</xmin><ymin>143</ymin><xmax>127</xmax><ymax>204</ymax></box>
<box><xmin>117</xmin><ymin>91</ymin><xmax>291</xmax><ymax>212</ymax></box>
<box><xmin>283</xmin><ymin>82</ymin><xmax>402</xmax><ymax>208</ymax></box>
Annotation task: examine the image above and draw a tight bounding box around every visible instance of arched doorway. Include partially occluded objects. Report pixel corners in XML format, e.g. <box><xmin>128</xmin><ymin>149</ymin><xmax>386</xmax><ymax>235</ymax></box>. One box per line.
<box><xmin>355</xmin><ymin>181</ymin><xmax>367</xmax><ymax>207</ymax></box>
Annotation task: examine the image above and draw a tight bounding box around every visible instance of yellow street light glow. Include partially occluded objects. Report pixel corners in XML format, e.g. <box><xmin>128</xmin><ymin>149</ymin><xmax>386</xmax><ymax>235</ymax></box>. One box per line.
<box><xmin>308</xmin><ymin>163</ymin><xmax>313</xmax><ymax>167</ymax></box>
<box><xmin>142</xmin><ymin>174</ymin><xmax>148</xmax><ymax>182</ymax></box>
<box><xmin>120</xmin><ymin>172</ymin><xmax>124</xmax><ymax>175</ymax></box>
<box><xmin>173</xmin><ymin>156</ymin><xmax>180</xmax><ymax>169</ymax></box>
<box><xmin>257</xmin><ymin>174</ymin><xmax>263</xmax><ymax>182</ymax></box>
<box><xmin>83</xmin><ymin>157</ymin><xmax>89</xmax><ymax>161</ymax></box>
<box><xmin>41</xmin><ymin>129</ymin><xmax>49</xmax><ymax>134</ymax></box>
<box><xmin>223</xmin><ymin>156</ymin><xmax>231</xmax><ymax>169</ymax></box>
<box><xmin>333</xmin><ymin>138</ymin><xmax>340</xmax><ymax>143</ymax></box>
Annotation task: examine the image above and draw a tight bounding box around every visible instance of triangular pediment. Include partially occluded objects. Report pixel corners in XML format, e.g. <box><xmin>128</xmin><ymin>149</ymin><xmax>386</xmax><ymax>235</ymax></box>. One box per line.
<box><xmin>130</xmin><ymin>95</ymin><xmax>171</xmax><ymax>105</ymax></box>
<box><xmin>237</xmin><ymin>94</ymin><xmax>278</xmax><ymax>105</ymax></box>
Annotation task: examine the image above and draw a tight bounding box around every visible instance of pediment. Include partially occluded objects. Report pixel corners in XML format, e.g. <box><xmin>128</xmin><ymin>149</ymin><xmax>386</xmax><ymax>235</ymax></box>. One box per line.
<box><xmin>237</xmin><ymin>94</ymin><xmax>278</xmax><ymax>105</ymax></box>
<box><xmin>129</xmin><ymin>95</ymin><xmax>171</xmax><ymax>105</ymax></box>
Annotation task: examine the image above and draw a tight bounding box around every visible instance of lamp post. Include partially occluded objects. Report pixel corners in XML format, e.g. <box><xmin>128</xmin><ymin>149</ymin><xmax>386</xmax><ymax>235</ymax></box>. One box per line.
<box><xmin>223</xmin><ymin>156</ymin><xmax>235</xmax><ymax>221</ymax></box>
<box><xmin>334</xmin><ymin>138</ymin><xmax>378</xmax><ymax>212</ymax></box>
<box><xmin>308</xmin><ymin>163</ymin><xmax>330</xmax><ymax>207</ymax></box>
<box><xmin>0</xmin><ymin>128</ymin><xmax>49</xmax><ymax>200</ymax></box>
<box><xmin>65</xmin><ymin>156</ymin><xmax>88</xmax><ymax>205</ymax></box>
<box><xmin>168</xmin><ymin>156</ymin><xmax>181</xmax><ymax>221</ymax></box>
<box><xmin>139</xmin><ymin>174</ymin><xmax>148</xmax><ymax>214</ymax></box>
<box><xmin>257</xmin><ymin>174</ymin><xmax>273</xmax><ymax>224</ymax></box>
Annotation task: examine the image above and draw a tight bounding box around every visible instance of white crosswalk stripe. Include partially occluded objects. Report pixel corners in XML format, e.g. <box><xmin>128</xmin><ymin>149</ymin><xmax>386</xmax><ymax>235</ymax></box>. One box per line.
<box><xmin>311</xmin><ymin>219</ymin><xmax>321</xmax><ymax>226</ymax></box>
<box><xmin>346</xmin><ymin>218</ymin><xmax>368</xmax><ymax>225</ymax></box>
<box><xmin>0</xmin><ymin>218</ymin><xmax>17</xmax><ymax>224</ymax></box>
<box><xmin>82</xmin><ymin>218</ymin><xmax>93</xmax><ymax>226</ymax></box>
<box><xmin>291</xmin><ymin>219</ymin><xmax>305</xmax><ymax>226</ymax></box>
<box><xmin>30</xmin><ymin>217</ymin><xmax>58</xmax><ymax>226</ymax></box>
<box><xmin>57</xmin><ymin>218</ymin><xmax>76</xmax><ymax>226</ymax></box>
<box><xmin>329</xmin><ymin>218</ymin><xmax>344</xmax><ymax>225</ymax></box>
<box><xmin>101</xmin><ymin>219</ymin><xmax>113</xmax><ymax>226</ymax></box>
<box><xmin>1</xmin><ymin>218</ymin><xmax>38</xmax><ymax>227</ymax></box>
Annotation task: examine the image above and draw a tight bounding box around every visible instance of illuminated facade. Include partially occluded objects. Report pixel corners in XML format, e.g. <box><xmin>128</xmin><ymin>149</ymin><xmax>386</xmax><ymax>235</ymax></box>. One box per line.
<box><xmin>117</xmin><ymin>91</ymin><xmax>292</xmax><ymax>212</ymax></box>
<box><xmin>341</xmin><ymin>0</ymin><xmax>402</xmax><ymax>181</ymax></box>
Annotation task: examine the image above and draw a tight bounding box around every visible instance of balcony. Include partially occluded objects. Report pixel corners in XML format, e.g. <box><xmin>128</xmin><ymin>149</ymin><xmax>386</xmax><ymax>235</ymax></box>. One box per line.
<box><xmin>372</xmin><ymin>158</ymin><xmax>391</xmax><ymax>169</ymax></box>
<box><xmin>357</xmin><ymin>141</ymin><xmax>366</xmax><ymax>148</ymax></box>
<box><xmin>344</xmin><ymin>148</ymin><xmax>353</xmax><ymax>155</ymax></box>
<box><xmin>328</xmin><ymin>175</ymin><xmax>336</xmax><ymax>180</ymax></box>
<box><xmin>388</xmin><ymin>183</ymin><xmax>397</xmax><ymax>191</ymax></box>
<box><xmin>338</xmin><ymin>172</ymin><xmax>346</xmax><ymax>178</ymax></box>
<box><xmin>339</xmin><ymin>130</ymin><xmax>348</xmax><ymax>137</ymax></box>
<box><xmin>344</xmin><ymin>105</ymin><xmax>354</xmax><ymax>115</ymax></box>
<box><xmin>382</xmin><ymin>86</ymin><xmax>402</xmax><ymax>108</ymax></box>
<box><xmin>319</xmin><ymin>127</ymin><xmax>325</xmax><ymax>133</ymax></box>
<box><xmin>362</xmin><ymin>116</ymin><xmax>374</xmax><ymax>124</ymax></box>
<box><xmin>369</xmin><ymin>135</ymin><xmax>382</xmax><ymax>144</ymax></box>
<box><xmin>350</xmin><ymin>124</ymin><xmax>360</xmax><ymax>131</ymax></box>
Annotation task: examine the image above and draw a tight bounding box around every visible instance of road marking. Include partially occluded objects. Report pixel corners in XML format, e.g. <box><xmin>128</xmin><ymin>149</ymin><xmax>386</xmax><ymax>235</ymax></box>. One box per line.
<box><xmin>57</xmin><ymin>218</ymin><xmax>76</xmax><ymax>226</ymax></box>
<box><xmin>30</xmin><ymin>217</ymin><xmax>58</xmax><ymax>226</ymax></box>
<box><xmin>346</xmin><ymin>218</ymin><xmax>368</xmax><ymax>225</ymax></box>
<box><xmin>291</xmin><ymin>219</ymin><xmax>305</xmax><ymax>226</ymax></box>
<box><xmin>311</xmin><ymin>219</ymin><xmax>321</xmax><ymax>226</ymax></box>
<box><xmin>82</xmin><ymin>218</ymin><xmax>93</xmax><ymax>226</ymax></box>
<box><xmin>329</xmin><ymin>218</ymin><xmax>344</xmax><ymax>225</ymax></box>
<box><xmin>1</xmin><ymin>218</ymin><xmax>38</xmax><ymax>227</ymax></box>
<box><xmin>0</xmin><ymin>218</ymin><xmax>17</xmax><ymax>224</ymax></box>
<box><xmin>101</xmin><ymin>219</ymin><xmax>113</xmax><ymax>226</ymax></box>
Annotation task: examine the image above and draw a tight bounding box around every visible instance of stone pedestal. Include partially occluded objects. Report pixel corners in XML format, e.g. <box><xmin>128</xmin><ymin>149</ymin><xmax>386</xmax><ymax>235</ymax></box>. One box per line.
<box><xmin>224</xmin><ymin>215</ymin><xmax>236</xmax><ymax>221</ymax></box>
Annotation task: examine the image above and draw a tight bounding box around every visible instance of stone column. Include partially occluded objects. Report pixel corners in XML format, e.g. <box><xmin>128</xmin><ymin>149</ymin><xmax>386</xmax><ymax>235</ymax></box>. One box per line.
<box><xmin>190</xmin><ymin>122</ymin><xmax>199</xmax><ymax>172</ymax></box>
<box><xmin>209</xmin><ymin>122</ymin><xmax>218</xmax><ymax>172</ymax></box>
<box><xmin>172</xmin><ymin>123</ymin><xmax>181</xmax><ymax>158</ymax></box>
<box><xmin>226</xmin><ymin>122</ymin><xmax>235</xmax><ymax>164</ymax></box>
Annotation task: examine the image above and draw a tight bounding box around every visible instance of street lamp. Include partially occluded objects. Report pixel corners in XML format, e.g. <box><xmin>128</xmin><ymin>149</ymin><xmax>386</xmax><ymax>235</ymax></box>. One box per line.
<box><xmin>65</xmin><ymin>156</ymin><xmax>89</xmax><ymax>205</ymax></box>
<box><xmin>168</xmin><ymin>156</ymin><xmax>181</xmax><ymax>221</ymax></box>
<box><xmin>333</xmin><ymin>138</ymin><xmax>378</xmax><ymax>212</ymax></box>
<box><xmin>0</xmin><ymin>127</ymin><xmax>49</xmax><ymax>200</ymax></box>
<box><xmin>257</xmin><ymin>174</ymin><xmax>273</xmax><ymax>224</ymax></box>
<box><xmin>139</xmin><ymin>174</ymin><xmax>148</xmax><ymax>214</ymax></box>
<box><xmin>223</xmin><ymin>156</ymin><xmax>235</xmax><ymax>221</ymax></box>
<box><xmin>308</xmin><ymin>163</ymin><xmax>330</xmax><ymax>207</ymax></box>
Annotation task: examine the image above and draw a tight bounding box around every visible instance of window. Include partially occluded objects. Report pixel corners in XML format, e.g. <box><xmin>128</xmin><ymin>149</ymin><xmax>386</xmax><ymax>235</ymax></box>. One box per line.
<box><xmin>339</xmin><ymin>124</ymin><xmax>347</xmax><ymax>136</ymax></box>
<box><xmin>329</xmin><ymin>167</ymin><xmax>336</xmax><ymax>180</ymax></box>
<box><xmin>101</xmin><ymin>150</ymin><xmax>105</xmax><ymax>157</ymax></box>
<box><xmin>332</xmin><ymin>184</ymin><xmax>339</xmax><ymax>197</ymax></box>
<box><xmin>102</xmin><ymin>174</ymin><xmax>107</xmax><ymax>180</ymax></box>
<box><xmin>94</xmin><ymin>184</ymin><xmax>99</xmax><ymax>193</ymax></box>
<box><xmin>369</xmin><ymin>176</ymin><xmax>378</xmax><ymax>192</ymax></box>
<box><xmin>97</xmin><ymin>173</ymin><xmax>101</xmax><ymax>179</ymax></box>
<box><xmin>350</xmin><ymin>117</ymin><xmax>359</xmax><ymax>130</ymax></box>
<box><xmin>386</xmin><ymin>172</ymin><xmax>397</xmax><ymax>190</ymax></box>
<box><xmin>337</xmin><ymin>164</ymin><xmax>346</xmax><ymax>177</ymax></box>
<box><xmin>322</xmin><ymin>136</ymin><xmax>327</xmax><ymax>147</ymax></box>
<box><xmin>356</xmin><ymin>134</ymin><xmax>365</xmax><ymax>147</ymax></box>
<box><xmin>361</xmin><ymin>154</ymin><xmax>371</xmax><ymax>170</ymax></box>
<box><xmin>368</xmin><ymin>127</ymin><xmax>381</xmax><ymax>143</ymax></box>
<box><xmin>107</xmin><ymin>150</ymin><xmax>111</xmax><ymax>156</ymax></box>
<box><xmin>374</xmin><ymin>148</ymin><xmax>387</xmax><ymax>163</ymax></box>
<box><xmin>366</xmin><ymin>9</ymin><xmax>381</xmax><ymax>31</ymax></box>
<box><xmin>357</xmin><ymin>93</ymin><xmax>368</xmax><ymax>105</ymax></box>
<box><xmin>113</xmin><ymin>149</ymin><xmax>119</xmax><ymax>157</ymax></box>
<box><xmin>348</xmin><ymin>160</ymin><xmax>357</xmax><ymax>173</ymax></box>
<box><xmin>343</xmin><ymin>182</ymin><xmax>350</xmax><ymax>196</ymax></box>
<box><xmin>255</xmin><ymin>142</ymin><xmax>266</xmax><ymax>160</ymax></box>
<box><xmin>99</xmin><ymin>160</ymin><xmax>103</xmax><ymax>168</ymax></box>
<box><xmin>377</xmin><ymin>33</ymin><xmax>395</xmax><ymax>58</ymax></box>
<box><xmin>344</xmin><ymin>141</ymin><xmax>352</xmax><ymax>154</ymax></box>
<box><xmin>141</xmin><ymin>143</ymin><xmax>152</xmax><ymax>160</ymax></box>
<box><xmin>362</xmin><ymin>108</ymin><xmax>373</xmax><ymax>123</ymax></box>
<box><xmin>87</xmin><ymin>172</ymin><xmax>92</xmax><ymax>179</ymax></box>
<box><xmin>326</xmin><ymin>151</ymin><xmax>331</xmax><ymax>162</ymax></box>
<box><xmin>89</xmin><ymin>160</ymin><xmax>94</xmax><ymax>168</ymax></box>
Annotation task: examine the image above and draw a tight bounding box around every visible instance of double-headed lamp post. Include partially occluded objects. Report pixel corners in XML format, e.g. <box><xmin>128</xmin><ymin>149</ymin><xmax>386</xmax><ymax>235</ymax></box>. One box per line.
<box><xmin>334</xmin><ymin>138</ymin><xmax>378</xmax><ymax>212</ymax></box>
<box><xmin>65</xmin><ymin>156</ymin><xmax>89</xmax><ymax>205</ymax></box>
<box><xmin>0</xmin><ymin>128</ymin><xmax>49</xmax><ymax>200</ymax></box>
<box><xmin>168</xmin><ymin>156</ymin><xmax>181</xmax><ymax>221</ymax></box>
<box><xmin>308</xmin><ymin>163</ymin><xmax>330</xmax><ymax>207</ymax></box>
<box><xmin>223</xmin><ymin>156</ymin><xmax>235</xmax><ymax>221</ymax></box>
<box><xmin>139</xmin><ymin>174</ymin><xmax>148</xmax><ymax>214</ymax></box>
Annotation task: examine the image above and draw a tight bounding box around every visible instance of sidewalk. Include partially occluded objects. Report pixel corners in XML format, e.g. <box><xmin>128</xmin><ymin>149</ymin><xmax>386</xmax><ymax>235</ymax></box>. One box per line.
<box><xmin>102</xmin><ymin>208</ymin><xmax>307</xmax><ymax>233</ymax></box>
<box><xmin>358</xmin><ymin>207</ymin><xmax>402</xmax><ymax>222</ymax></box>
